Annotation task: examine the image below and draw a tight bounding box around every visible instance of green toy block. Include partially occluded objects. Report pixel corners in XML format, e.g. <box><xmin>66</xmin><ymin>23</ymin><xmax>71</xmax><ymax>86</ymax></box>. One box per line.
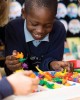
<box><xmin>46</xmin><ymin>82</ymin><xmax>54</xmax><ymax>89</ymax></box>
<box><xmin>52</xmin><ymin>77</ymin><xmax>62</xmax><ymax>83</ymax></box>
<box><xmin>74</xmin><ymin>69</ymin><xmax>80</xmax><ymax>73</ymax></box>
<box><xmin>19</xmin><ymin>58</ymin><xmax>26</xmax><ymax>63</ymax></box>
<box><xmin>39</xmin><ymin>80</ymin><xmax>45</xmax><ymax>85</ymax></box>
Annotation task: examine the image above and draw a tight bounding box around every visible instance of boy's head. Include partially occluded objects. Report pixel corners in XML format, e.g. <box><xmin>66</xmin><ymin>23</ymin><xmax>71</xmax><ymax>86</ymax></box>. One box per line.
<box><xmin>0</xmin><ymin>0</ymin><xmax>10</xmax><ymax>27</ymax></box>
<box><xmin>22</xmin><ymin>0</ymin><xmax>57</xmax><ymax>40</ymax></box>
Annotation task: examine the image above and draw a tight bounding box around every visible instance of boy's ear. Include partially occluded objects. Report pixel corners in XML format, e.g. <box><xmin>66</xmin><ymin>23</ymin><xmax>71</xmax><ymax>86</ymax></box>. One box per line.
<box><xmin>21</xmin><ymin>8</ymin><xmax>27</xmax><ymax>19</ymax></box>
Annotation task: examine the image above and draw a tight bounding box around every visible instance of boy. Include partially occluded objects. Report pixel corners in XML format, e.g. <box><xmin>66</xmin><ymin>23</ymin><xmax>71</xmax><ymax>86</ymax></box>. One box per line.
<box><xmin>5</xmin><ymin>0</ymin><xmax>73</xmax><ymax>75</ymax></box>
<box><xmin>0</xmin><ymin>1</ymin><xmax>39</xmax><ymax>99</ymax></box>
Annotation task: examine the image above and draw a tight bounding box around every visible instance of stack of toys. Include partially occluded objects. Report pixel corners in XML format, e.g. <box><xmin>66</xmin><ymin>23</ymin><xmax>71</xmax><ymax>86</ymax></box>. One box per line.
<box><xmin>14</xmin><ymin>52</ymin><xmax>28</xmax><ymax>72</ymax></box>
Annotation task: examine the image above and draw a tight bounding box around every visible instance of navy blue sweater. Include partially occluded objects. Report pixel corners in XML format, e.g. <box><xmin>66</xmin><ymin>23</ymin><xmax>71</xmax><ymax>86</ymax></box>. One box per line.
<box><xmin>0</xmin><ymin>78</ymin><xmax>13</xmax><ymax>99</ymax></box>
<box><xmin>5</xmin><ymin>18</ymin><xmax>66</xmax><ymax>75</ymax></box>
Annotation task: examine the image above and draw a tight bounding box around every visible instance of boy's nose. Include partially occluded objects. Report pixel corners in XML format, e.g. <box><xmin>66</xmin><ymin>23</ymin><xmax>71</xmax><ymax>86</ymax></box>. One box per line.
<box><xmin>36</xmin><ymin>26</ymin><xmax>45</xmax><ymax>34</ymax></box>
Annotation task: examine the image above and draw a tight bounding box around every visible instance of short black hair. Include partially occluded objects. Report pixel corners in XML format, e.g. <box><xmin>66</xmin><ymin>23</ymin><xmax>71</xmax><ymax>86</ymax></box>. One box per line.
<box><xmin>24</xmin><ymin>0</ymin><xmax>57</xmax><ymax>16</ymax></box>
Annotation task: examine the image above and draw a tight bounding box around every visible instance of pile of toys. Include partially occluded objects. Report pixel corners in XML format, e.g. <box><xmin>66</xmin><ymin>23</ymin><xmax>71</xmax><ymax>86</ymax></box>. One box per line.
<box><xmin>36</xmin><ymin>66</ymin><xmax>80</xmax><ymax>89</ymax></box>
<box><xmin>15</xmin><ymin>52</ymin><xmax>80</xmax><ymax>90</ymax></box>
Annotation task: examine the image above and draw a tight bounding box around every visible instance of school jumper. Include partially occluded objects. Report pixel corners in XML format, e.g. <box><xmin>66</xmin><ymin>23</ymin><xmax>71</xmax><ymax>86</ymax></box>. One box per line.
<box><xmin>5</xmin><ymin>18</ymin><xmax>66</xmax><ymax>75</ymax></box>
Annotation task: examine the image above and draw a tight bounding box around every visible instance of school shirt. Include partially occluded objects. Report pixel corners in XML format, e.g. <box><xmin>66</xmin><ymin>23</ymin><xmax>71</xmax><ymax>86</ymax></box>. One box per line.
<box><xmin>5</xmin><ymin>18</ymin><xmax>66</xmax><ymax>75</ymax></box>
<box><xmin>0</xmin><ymin>77</ymin><xmax>13</xmax><ymax>99</ymax></box>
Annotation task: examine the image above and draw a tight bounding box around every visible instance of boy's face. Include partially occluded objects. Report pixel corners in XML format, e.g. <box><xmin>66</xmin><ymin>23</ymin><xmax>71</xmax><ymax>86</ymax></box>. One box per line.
<box><xmin>23</xmin><ymin>7</ymin><xmax>55</xmax><ymax>40</ymax></box>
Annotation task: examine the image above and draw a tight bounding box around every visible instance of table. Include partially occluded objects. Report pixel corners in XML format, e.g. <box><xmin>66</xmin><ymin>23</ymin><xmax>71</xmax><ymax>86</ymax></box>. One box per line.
<box><xmin>4</xmin><ymin>85</ymin><xmax>80</xmax><ymax>100</ymax></box>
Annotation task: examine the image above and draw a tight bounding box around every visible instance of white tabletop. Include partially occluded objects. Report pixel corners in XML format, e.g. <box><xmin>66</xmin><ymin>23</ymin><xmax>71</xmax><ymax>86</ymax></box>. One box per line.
<box><xmin>4</xmin><ymin>85</ymin><xmax>80</xmax><ymax>100</ymax></box>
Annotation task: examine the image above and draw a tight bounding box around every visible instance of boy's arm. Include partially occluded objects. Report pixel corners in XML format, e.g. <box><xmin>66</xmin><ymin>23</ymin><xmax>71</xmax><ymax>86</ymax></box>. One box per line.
<box><xmin>5</xmin><ymin>23</ymin><xmax>15</xmax><ymax>75</ymax></box>
<box><xmin>5</xmin><ymin>18</ymin><xmax>24</xmax><ymax>76</ymax></box>
<box><xmin>0</xmin><ymin>77</ymin><xmax>13</xmax><ymax>99</ymax></box>
<box><xmin>40</xmin><ymin>22</ymin><xmax>66</xmax><ymax>71</ymax></box>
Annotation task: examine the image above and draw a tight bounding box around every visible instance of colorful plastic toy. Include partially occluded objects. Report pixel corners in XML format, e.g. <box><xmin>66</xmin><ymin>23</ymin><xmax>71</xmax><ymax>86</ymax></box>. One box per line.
<box><xmin>36</xmin><ymin>66</ymin><xmax>53</xmax><ymax>81</ymax></box>
<box><xmin>14</xmin><ymin>52</ymin><xmax>28</xmax><ymax>71</ymax></box>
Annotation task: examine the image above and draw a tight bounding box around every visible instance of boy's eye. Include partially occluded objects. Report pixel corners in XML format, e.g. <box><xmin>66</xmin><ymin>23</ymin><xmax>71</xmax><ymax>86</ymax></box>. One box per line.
<box><xmin>45</xmin><ymin>24</ymin><xmax>52</xmax><ymax>28</ymax></box>
<box><xmin>30</xmin><ymin>21</ymin><xmax>38</xmax><ymax>26</ymax></box>
<box><xmin>31</xmin><ymin>23</ymin><xmax>38</xmax><ymax>26</ymax></box>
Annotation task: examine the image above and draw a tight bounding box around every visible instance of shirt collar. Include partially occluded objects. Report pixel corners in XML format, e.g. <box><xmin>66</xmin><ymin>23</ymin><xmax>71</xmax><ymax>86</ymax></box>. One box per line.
<box><xmin>24</xmin><ymin>20</ymin><xmax>49</xmax><ymax>42</ymax></box>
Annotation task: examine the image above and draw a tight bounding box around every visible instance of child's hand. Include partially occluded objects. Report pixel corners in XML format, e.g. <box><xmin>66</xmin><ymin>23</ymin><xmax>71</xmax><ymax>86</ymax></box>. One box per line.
<box><xmin>5</xmin><ymin>50</ymin><xmax>22</xmax><ymax>72</ymax></box>
<box><xmin>7</xmin><ymin>70</ymin><xmax>39</xmax><ymax>95</ymax></box>
<box><xmin>50</xmin><ymin>61</ymin><xmax>74</xmax><ymax>72</ymax></box>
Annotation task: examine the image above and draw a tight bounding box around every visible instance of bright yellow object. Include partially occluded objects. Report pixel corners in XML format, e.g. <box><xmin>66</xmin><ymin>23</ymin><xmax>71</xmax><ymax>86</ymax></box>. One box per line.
<box><xmin>15</xmin><ymin>69</ymin><xmax>24</xmax><ymax>73</ymax></box>
<box><xmin>54</xmin><ymin>83</ymin><xmax>62</xmax><ymax>89</ymax></box>
<box><xmin>36</xmin><ymin>65</ymin><xmax>44</xmax><ymax>74</ymax></box>
<box><xmin>36</xmin><ymin>66</ymin><xmax>52</xmax><ymax>81</ymax></box>
<box><xmin>54</xmin><ymin>70</ymin><xmax>67</xmax><ymax>78</ymax></box>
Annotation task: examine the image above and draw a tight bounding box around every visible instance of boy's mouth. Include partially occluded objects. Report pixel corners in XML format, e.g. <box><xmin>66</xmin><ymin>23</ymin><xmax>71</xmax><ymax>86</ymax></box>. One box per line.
<box><xmin>32</xmin><ymin>33</ymin><xmax>43</xmax><ymax>40</ymax></box>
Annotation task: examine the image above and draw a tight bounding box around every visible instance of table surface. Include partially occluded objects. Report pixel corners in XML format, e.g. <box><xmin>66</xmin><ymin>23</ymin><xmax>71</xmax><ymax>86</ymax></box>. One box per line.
<box><xmin>4</xmin><ymin>85</ymin><xmax>80</xmax><ymax>100</ymax></box>
<box><xmin>70</xmin><ymin>97</ymin><xmax>80</xmax><ymax>100</ymax></box>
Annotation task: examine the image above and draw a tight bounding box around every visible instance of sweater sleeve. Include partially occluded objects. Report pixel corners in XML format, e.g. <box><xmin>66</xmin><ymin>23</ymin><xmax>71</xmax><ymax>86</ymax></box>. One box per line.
<box><xmin>40</xmin><ymin>21</ymin><xmax>66</xmax><ymax>71</ymax></box>
<box><xmin>0</xmin><ymin>77</ymin><xmax>13</xmax><ymax>99</ymax></box>
<box><xmin>5</xmin><ymin>18</ymin><xmax>25</xmax><ymax>76</ymax></box>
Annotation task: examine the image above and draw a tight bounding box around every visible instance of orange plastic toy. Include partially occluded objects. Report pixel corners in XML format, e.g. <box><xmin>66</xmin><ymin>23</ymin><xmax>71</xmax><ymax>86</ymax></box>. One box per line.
<box><xmin>15</xmin><ymin>52</ymin><xmax>24</xmax><ymax>59</ymax></box>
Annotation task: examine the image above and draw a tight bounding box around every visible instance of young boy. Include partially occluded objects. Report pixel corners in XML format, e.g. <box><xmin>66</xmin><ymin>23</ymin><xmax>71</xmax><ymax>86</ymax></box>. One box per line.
<box><xmin>0</xmin><ymin>1</ymin><xmax>39</xmax><ymax>99</ymax></box>
<box><xmin>5</xmin><ymin>0</ymin><xmax>73</xmax><ymax>75</ymax></box>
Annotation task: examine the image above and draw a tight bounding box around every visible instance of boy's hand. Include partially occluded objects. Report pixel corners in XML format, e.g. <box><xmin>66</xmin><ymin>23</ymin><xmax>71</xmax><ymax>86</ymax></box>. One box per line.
<box><xmin>7</xmin><ymin>71</ymin><xmax>39</xmax><ymax>95</ymax></box>
<box><xmin>5</xmin><ymin>50</ymin><xmax>22</xmax><ymax>72</ymax></box>
<box><xmin>50</xmin><ymin>61</ymin><xmax>74</xmax><ymax>72</ymax></box>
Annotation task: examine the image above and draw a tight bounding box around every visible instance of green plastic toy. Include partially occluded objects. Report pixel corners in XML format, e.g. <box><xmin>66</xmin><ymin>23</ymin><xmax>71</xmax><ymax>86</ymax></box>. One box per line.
<box><xmin>19</xmin><ymin>58</ymin><xmax>26</xmax><ymax>63</ymax></box>
<box><xmin>74</xmin><ymin>69</ymin><xmax>80</xmax><ymax>73</ymax></box>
